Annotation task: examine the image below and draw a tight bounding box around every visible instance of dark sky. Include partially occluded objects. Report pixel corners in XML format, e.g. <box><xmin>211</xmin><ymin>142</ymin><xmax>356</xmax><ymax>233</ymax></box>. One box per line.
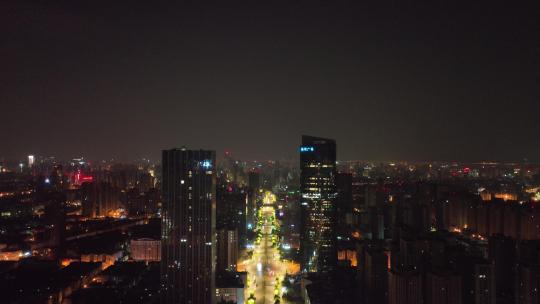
<box><xmin>1</xmin><ymin>0</ymin><xmax>539</xmax><ymax>162</ymax></box>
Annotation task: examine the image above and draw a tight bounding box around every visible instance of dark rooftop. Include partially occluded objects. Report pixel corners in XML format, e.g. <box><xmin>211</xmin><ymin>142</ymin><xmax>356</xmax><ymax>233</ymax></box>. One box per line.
<box><xmin>216</xmin><ymin>271</ymin><xmax>245</xmax><ymax>289</ymax></box>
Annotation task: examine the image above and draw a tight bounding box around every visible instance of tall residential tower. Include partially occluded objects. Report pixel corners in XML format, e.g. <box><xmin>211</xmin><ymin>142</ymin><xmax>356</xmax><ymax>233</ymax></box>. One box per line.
<box><xmin>161</xmin><ymin>148</ymin><xmax>216</xmax><ymax>304</ymax></box>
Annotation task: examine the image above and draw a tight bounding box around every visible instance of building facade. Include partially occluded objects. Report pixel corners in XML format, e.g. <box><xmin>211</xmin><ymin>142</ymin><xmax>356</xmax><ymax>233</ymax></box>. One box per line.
<box><xmin>300</xmin><ymin>135</ymin><xmax>337</xmax><ymax>273</ymax></box>
<box><xmin>216</xmin><ymin>228</ymin><xmax>238</xmax><ymax>272</ymax></box>
<box><xmin>131</xmin><ymin>238</ymin><xmax>161</xmax><ymax>261</ymax></box>
<box><xmin>161</xmin><ymin>148</ymin><xmax>216</xmax><ymax>304</ymax></box>
<box><xmin>426</xmin><ymin>272</ymin><xmax>462</xmax><ymax>304</ymax></box>
<box><xmin>388</xmin><ymin>269</ymin><xmax>424</xmax><ymax>304</ymax></box>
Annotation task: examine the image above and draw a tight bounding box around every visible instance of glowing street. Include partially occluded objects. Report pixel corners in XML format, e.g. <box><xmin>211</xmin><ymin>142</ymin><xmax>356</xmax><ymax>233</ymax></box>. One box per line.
<box><xmin>244</xmin><ymin>192</ymin><xmax>287</xmax><ymax>304</ymax></box>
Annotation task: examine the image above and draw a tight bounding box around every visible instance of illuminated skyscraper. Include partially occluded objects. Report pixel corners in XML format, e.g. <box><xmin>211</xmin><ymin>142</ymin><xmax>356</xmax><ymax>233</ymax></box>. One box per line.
<box><xmin>161</xmin><ymin>148</ymin><xmax>216</xmax><ymax>304</ymax></box>
<box><xmin>300</xmin><ymin>135</ymin><xmax>337</xmax><ymax>273</ymax></box>
<box><xmin>27</xmin><ymin>155</ymin><xmax>35</xmax><ymax>168</ymax></box>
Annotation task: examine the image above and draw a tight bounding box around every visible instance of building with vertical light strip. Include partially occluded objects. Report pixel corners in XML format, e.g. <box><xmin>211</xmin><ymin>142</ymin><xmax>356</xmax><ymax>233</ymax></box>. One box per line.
<box><xmin>161</xmin><ymin>148</ymin><xmax>216</xmax><ymax>304</ymax></box>
<box><xmin>300</xmin><ymin>135</ymin><xmax>337</xmax><ymax>273</ymax></box>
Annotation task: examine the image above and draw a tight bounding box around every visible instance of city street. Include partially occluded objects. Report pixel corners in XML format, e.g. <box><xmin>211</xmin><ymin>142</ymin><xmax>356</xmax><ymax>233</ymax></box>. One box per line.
<box><xmin>245</xmin><ymin>194</ymin><xmax>287</xmax><ymax>304</ymax></box>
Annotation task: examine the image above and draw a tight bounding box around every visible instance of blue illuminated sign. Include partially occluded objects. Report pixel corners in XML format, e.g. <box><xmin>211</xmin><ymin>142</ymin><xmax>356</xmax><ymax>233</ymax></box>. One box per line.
<box><xmin>200</xmin><ymin>160</ymin><xmax>212</xmax><ymax>169</ymax></box>
<box><xmin>300</xmin><ymin>146</ymin><xmax>315</xmax><ymax>152</ymax></box>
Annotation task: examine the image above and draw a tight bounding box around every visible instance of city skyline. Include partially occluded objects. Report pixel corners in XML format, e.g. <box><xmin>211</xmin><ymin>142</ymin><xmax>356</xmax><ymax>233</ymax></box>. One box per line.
<box><xmin>2</xmin><ymin>1</ymin><xmax>540</xmax><ymax>303</ymax></box>
<box><xmin>3</xmin><ymin>142</ymin><xmax>540</xmax><ymax>165</ymax></box>
<box><xmin>1</xmin><ymin>138</ymin><xmax>540</xmax><ymax>303</ymax></box>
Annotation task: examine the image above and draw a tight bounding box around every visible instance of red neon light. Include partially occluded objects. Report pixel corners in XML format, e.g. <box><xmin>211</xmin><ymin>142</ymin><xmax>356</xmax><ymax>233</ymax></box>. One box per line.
<box><xmin>81</xmin><ymin>176</ymin><xmax>93</xmax><ymax>182</ymax></box>
<box><xmin>75</xmin><ymin>171</ymin><xmax>93</xmax><ymax>184</ymax></box>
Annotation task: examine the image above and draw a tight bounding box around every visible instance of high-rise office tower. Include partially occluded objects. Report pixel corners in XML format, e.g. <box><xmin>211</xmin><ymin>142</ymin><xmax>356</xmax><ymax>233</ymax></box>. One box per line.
<box><xmin>300</xmin><ymin>135</ymin><xmax>337</xmax><ymax>273</ymax></box>
<box><xmin>161</xmin><ymin>148</ymin><xmax>216</xmax><ymax>304</ymax></box>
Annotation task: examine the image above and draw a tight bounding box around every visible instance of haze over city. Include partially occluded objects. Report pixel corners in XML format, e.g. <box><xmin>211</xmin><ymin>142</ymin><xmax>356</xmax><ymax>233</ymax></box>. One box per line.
<box><xmin>2</xmin><ymin>0</ymin><xmax>540</xmax><ymax>162</ymax></box>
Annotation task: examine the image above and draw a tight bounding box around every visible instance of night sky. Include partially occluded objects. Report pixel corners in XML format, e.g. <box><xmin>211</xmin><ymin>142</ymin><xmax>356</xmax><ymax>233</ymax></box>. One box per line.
<box><xmin>2</xmin><ymin>0</ymin><xmax>539</xmax><ymax>162</ymax></box>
